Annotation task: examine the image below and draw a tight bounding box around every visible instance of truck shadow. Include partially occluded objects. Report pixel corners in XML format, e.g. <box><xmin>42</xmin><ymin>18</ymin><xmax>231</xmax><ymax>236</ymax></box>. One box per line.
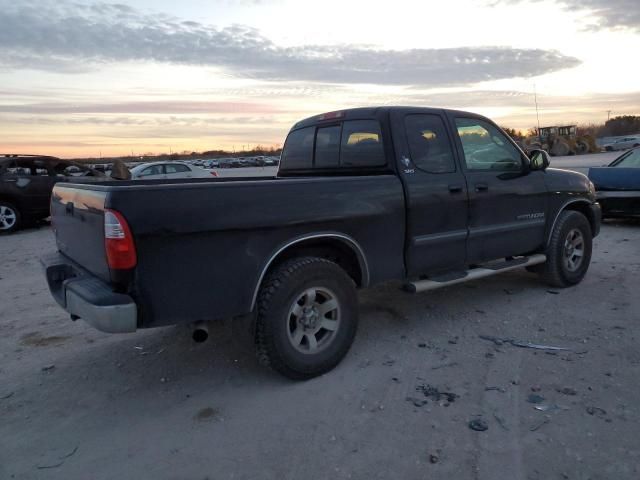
<box><xmin>5</xmin><ymin>269</ymin><xmax>567</xmax><ymax>441</ymax></box>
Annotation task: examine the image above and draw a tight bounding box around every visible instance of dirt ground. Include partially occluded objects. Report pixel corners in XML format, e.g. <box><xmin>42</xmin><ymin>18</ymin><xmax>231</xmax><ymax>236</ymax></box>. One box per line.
<box><xmin>1</xmin><ymin>220</ymin><xmax>639</xmax><ymax>480</ymax></box>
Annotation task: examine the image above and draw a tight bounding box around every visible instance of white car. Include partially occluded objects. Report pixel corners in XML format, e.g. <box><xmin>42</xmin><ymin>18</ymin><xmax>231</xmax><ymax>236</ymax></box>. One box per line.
<box><xmin>604</xmin><ymin>136</ymin><xmax>640</xmax><ymax>152</ymax></box>
<box><xmin>130</xmin><ymin>162</ymin><xmax>216</xmax><ymax>180</ymax></box>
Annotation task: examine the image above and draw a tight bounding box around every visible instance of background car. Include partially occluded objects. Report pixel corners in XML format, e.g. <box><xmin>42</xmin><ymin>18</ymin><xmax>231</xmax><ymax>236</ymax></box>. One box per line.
<box><xmin>588</xmin><ymin>147</ymin><xmax>640</xmax><ymax>217</ymax></box>
<box><xmin>603</xmin><ymin>136</ymin><xmax>640</xmax><ymax>152</ymax></box>
<box><xmin>129</xmin><ymin>161</ymin><xmax>216</xmax><ymax>180</ymax></box>
<box><xmin>0</xmin><ymin>154</ymin><xmax>104</xmax><ymax>233</ymax></box>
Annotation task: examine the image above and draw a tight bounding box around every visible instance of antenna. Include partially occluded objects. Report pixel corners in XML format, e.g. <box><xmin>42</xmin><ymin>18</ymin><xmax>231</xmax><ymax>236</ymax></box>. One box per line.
<box><xmin>534</xmin><ymin>83</ymin><xmax>541</xmax><ymax>142</ymax></box>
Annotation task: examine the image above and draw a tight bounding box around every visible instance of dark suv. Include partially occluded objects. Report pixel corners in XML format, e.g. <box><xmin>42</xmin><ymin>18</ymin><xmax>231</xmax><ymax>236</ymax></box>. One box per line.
<box><xmin>0</xmin><ymin>155</ymin><xmax>104</xmax><ymax>233</ymax></box>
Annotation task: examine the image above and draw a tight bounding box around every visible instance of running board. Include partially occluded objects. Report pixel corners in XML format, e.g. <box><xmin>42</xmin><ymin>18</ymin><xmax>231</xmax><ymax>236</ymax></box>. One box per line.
<box><xmin>405</xmin><ymin>254</ymin><xmax>547</xmax><ymax>293</ymax></box>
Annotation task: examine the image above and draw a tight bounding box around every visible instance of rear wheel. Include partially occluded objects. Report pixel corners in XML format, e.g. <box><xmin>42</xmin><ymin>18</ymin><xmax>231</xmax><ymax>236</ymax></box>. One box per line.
<box><xmin>537</xmin><ymin>211</ymin><xmax>592</xmax><ymax>287</ymax></box>
<box><xmin>255</xmin><ymin>257</ymin><xmax>358</xmax><ymax>380</ymax></box>
<box><xmin>0</xmin><ymin>202</ymin><xmax>20</xmax><ymax>234</ymax></box>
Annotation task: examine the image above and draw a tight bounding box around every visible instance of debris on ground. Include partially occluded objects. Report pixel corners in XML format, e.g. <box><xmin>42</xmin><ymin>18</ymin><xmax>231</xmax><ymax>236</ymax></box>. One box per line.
<box><xmin>405</xmin><ymin>397</ymin><xmax>428</xmax><ymax>408</ymax></box>
<box><xmin>37</xmin><ymin>461</ymin><xmax>64</xmax><ymax>470</ymax></box>
<box><xmin>493</xmin><ymin>414</ymin><xmax>509</xmax><ymax>430</ymax></box>
<box><xmin>36</xmin><ymin>446</ymin><xmax>78</xmax><ymax>470</ymax></box>
<box><xmin>527</xmin><ymin>394</ymin><xmax>545</xmax><ymax>404</ymax></box>
<box><xmin>485</xmin><ymin>386</ymin><xmax>506</xmax><ymax>393</ymax></box>
<box><xmin>41</xmin><ymin>364</ymin><xmax>55</xmax><ymax>372</ymax></box>
<box><xmin>1</xmin><ymin>392</ymin><xmax>14</xmax><ymax>400</ymax></box>
<box><xmin>586</xmin><ymin>406</ymin><xmax>607</xmax><ymax>418</ymax></box>
<box><xmin>448</xmin><ymin>337</ymin><xmax>459</xmax><ymax>344</ymax></box>
<box><xmin>556</xmin><ymin>387</ymin><xmax>577</xmax><ymax>396</ymax></box>
<box><xmin>479</xmin><ymin>334</ymin><xmax>570</xmax><ymax>351</ymax></box>
<box><xmin>429</xmin><ymin>454</ymin><xmax>439</xmax><ymax>464</ymax></box>
<box><xmin>194</xmin><ymin>407</ymin><xmax>219</xmax><ymax>422</ymax></box>
<box><xmin>534</xmin><ymin>404</ymin><xmax>564</xmax><ymax>413</ymax></box>
<box><xmin>59</xmin><ymin>446</ymin><xmax>79</xmax><ymax>459</ymax></box>
<box><xmin>417</xmin><ymin>343</ymin><xmax>427</xmax><ymax>348</ymax></box>
<box><xmin>382</xmin><ymin>359</ymin><xmax>396</xmax><ymax>366</ymax></box>
<box><xmin>431</xmin><ymin>362</ymin><xmax>458</xmax><ymax>370</ymax></box>
<box><xmin>530</xmin><ymin>418</ymin><xmax>550</xmax><ymax>432</ymax></box>
<box><xmin>415</xmin><ymin>384</ymin><xmax>459</xmax><ymax>404</ymax></box>
<box><xmin>468</xmin><ymin>418</ymin><xmax>488</xmax><ymax>431</ymax></box>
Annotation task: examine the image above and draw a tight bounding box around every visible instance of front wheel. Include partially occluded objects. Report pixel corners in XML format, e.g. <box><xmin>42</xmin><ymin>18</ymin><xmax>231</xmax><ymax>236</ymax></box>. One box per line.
<box><xmin>255</xmin><ymin>257</ymin><xmax>358</xmax><ymax>380</ymax></box>
<box><xmin>537</xmin><ymin>210</ymin><xmax>593</xmax><ymax>288</ymax></box>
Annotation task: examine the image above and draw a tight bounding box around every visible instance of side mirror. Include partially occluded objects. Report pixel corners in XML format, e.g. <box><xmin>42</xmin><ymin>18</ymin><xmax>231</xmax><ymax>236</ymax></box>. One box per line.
<box><xmin>529</xmin><ymin>149</ymin><xmax>550</xmax><ymax>171</ymax></box>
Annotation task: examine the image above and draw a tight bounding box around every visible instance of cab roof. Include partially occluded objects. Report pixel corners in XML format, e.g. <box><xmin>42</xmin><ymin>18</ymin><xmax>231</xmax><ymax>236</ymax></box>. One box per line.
<box><xmin>290</xmin><ymin>106</ymin><xmax>483</xmax><ymax>131</ymax></box>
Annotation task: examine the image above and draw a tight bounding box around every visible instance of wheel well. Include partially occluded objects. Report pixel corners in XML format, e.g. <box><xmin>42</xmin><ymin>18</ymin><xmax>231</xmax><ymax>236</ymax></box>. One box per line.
<box><xmin>564</xmin><ymin>202</ymin><xmax>596</xmax><ymax>235</ymax></box>
<box><xmin>0</xmin><ymin>195</ymin><xmax>20</xmax><ymax>210</ymax></box>
<box><xmin>267</xmin><ymin>237</ymin><xmax>366</xmax><ymax>288</ymax></box>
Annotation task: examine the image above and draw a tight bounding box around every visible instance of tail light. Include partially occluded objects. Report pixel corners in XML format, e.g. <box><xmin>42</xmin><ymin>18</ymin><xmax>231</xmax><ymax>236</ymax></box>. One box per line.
<box><xmin>104</xmin><ymin>209</ymin><xmax>137</xmax><ymax>269</ymax></box>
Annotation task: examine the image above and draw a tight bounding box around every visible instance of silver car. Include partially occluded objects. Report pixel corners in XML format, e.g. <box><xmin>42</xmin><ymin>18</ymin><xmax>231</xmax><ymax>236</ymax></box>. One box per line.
<box><xmin>604</xmin><ymin>136</ymin><xmax>640</xmax><ymax>151</ymax></box>
<box><xmin>130</xmin><ymin>161</ymin><xmax>216</xmax><ymax>180</ymax></box>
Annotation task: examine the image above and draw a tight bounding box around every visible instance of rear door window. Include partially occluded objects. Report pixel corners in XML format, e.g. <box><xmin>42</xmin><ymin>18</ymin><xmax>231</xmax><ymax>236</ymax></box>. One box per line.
<box><xmin>340</xmin><ymin>120</ymin><xmax>385</xmax><ymax>167</ymax></box>
<box><xmin>281</xmin><ymin>127</ymin><xmax>315</xmax><ymax>169</ymax></box>
<box><xmin>404</xmin><ymin>114</ymin><xmax>456</xmax><ymax>173</ymax></box>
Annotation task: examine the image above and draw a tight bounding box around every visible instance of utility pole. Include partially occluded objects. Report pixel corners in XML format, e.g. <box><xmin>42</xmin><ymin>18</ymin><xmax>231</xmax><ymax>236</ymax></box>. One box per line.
<box><xmin>607</xmin><ymin>110</ymin><xmax>612</xmax><ymax>121</ymax></box>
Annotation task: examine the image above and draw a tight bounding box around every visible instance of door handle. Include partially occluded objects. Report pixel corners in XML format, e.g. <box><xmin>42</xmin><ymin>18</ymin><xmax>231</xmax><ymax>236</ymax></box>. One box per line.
<box><xmin>475</xmin><ymin>183</ymin><xmax>488</xmax><ymax>192</ymax></box>
<box><xmin>448</xmin><ymin>184</ymin><xmax>463</xmax><ymax>193</ymax></box>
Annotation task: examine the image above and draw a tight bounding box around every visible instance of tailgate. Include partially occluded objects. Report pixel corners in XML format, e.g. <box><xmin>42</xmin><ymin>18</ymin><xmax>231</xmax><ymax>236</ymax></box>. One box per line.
<box><xmin>51</xmin><ymin>185</ymin><xmax>111</xmax><ymax>282</ymax></box>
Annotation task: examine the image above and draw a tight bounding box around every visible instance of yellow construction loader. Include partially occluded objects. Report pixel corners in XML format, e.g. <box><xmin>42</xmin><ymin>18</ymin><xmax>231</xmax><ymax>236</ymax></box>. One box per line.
<box><xmin>523</xmin><ymin>125</ymin><xmax>599</xmax><ymax>156</ymax></box>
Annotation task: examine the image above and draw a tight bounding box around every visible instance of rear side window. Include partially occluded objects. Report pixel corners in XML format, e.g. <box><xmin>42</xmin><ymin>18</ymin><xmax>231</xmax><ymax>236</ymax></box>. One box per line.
<box><xmin>340</xmin><ymin>120</ymin><xmax>385</xmax><ymax>167</ymax></box>
<box><xmin>281</xmin><ymin>127</ymin><xmax>315</xmax><ymax>169</ymax></box>
<box><xmin>166</xmin><ymin>164</ymin><xmax>190</xmax><ymax>173</ymax></box>
<box><xmin>281</xmin><ymin>120</ymin><xmax>386</xmax><ymax>171</ymax></box>
<box><xmin>315</xmin><ymin>126</ymin><xmax>341</xmax><ymax>168</ymax></box>
<box><xmin>140</xmin><ymin>165</ymin><xmax>164</xmax><ymax>177</ymax></box>
<box><xmin>404</xmin><ymin>114</ymin><xmax>456</xmax><ymax>173</ymax></box>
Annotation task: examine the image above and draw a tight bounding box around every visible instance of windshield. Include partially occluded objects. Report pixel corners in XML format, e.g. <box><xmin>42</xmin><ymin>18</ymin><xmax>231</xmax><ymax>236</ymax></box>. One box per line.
<box><xmin>613</xmin><ymin>149</ymin><xmax>640</xmax><ymax>168</ymax></box>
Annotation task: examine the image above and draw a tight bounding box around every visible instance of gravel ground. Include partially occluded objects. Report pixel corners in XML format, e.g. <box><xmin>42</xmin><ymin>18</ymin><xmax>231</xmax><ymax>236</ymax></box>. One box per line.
<box><xmin>1</xmin><ymin>219</ymin><xmax>639</xmax><ymax>480</ymax></box>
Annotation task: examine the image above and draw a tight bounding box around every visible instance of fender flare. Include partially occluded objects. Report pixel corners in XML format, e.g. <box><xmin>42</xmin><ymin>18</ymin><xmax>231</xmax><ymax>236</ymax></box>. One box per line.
<box><xmin>250</xmin><ymin>232</ymin><xmax>370</xmax><ymax>310</ymax></box>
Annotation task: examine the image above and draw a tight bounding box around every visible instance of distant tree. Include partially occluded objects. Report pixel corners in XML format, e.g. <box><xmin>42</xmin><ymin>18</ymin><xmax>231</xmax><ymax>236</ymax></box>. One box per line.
<box><xmin>601</xmin><ymin>115</ymin><xmax>640</xmax><ymax>137</ymax></box>
<box><xmin>501</xmin><ymin>127</ymin><xmax>525</xmax><ymax>141</ymax></box>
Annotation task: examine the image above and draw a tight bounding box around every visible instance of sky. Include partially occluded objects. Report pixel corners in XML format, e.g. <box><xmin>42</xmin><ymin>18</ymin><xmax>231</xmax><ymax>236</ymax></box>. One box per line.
<box><xmin>0</xmin><ymin>0</ymin><xmax>639</xmax><ymax>158</ymax></box>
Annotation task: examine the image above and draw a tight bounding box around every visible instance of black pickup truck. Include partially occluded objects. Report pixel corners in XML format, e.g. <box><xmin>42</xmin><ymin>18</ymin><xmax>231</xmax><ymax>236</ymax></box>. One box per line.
<box><xmin>42</xmin><ymin>107</ymin><xmax>601</xmax><ymax>379</ymax></box>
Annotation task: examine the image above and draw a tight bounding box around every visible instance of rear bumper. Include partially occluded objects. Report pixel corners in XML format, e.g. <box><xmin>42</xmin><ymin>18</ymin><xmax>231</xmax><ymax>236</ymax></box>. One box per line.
<box><xmin>41</xmin><ymin>252</ymin><xmax>137</xmax><ymax>333</ymax></box>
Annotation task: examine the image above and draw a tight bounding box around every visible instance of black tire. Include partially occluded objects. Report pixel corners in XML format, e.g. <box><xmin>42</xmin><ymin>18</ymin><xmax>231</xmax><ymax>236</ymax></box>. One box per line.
<box><xmin>255</xmin><ymin>256</ymin><xmax>358</xmax><ymax>380</ymax></box>
<box><xmin>538</xmin><ymin>211</ymin><xmax>592</xmax><ymax>288</ymax></box>
<box><xmin>0</xmin><ymin>201</ymin><xmax>21</xmax><ymax>234</ymax></box>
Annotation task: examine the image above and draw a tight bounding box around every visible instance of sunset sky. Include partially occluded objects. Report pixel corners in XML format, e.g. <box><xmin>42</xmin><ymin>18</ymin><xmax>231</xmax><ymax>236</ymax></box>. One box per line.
<box><xmin>1</xmin><ymin>0</ymin><xmax>638</xmax><ymax>158</ymax></box>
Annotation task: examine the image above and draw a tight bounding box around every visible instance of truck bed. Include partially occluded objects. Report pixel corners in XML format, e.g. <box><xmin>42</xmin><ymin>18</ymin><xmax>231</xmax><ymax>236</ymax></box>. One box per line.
<box><xmin>51</xmin><ymin>174</ymin><xmax>406</xmax><ymax>327</ymax></box>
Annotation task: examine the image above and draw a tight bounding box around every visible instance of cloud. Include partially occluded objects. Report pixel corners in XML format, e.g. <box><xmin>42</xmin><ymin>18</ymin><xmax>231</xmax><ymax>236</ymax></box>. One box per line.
<box><xmin>0</xmin><ymin>100</ymin><xmax>282</xmax><ymax>115</ymax></box>
<box><xmin>493</xmin><ymin>0</ymin><xmax>640</xmax><ymax>31</ymax></box>
<box><xmin>0</xmin><ymin>0</ymin><xmax>580</xmax><ymax>86</ymax></box>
